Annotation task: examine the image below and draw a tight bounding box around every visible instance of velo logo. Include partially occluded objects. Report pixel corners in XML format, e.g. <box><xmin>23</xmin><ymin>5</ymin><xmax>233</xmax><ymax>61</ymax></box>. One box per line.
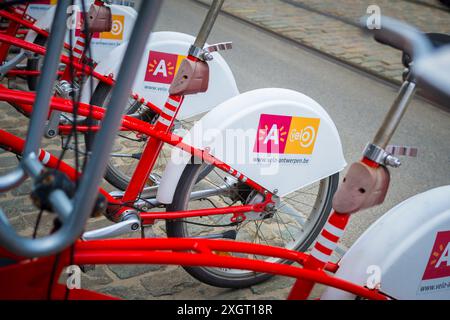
<box><xmin>253</xmin><ymin>114</ymin><xmax>320</xmax><ymax>155</ymax></box>
<box><xmin>144</xmin><ymin>51</ymin><xmax>186</xmax><ymax>84</ymax></box>
<box><xmin>422</xmin><ymin>231</ymin><xmax>450</xmax><ymax>280</ymax></box>
<box><xmin>76</xmin><ymin>13</ymin><xmax>125</xmax><ymax>40</ymax></box>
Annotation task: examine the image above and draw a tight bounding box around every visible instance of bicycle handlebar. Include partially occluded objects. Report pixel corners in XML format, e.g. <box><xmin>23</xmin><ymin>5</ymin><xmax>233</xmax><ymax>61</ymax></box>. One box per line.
<box><xmin>416</xmin><ymin>46</ymin><xmax>450</xmax><ymax>105</ymax></box>
<box><xmin>361</xmin><ymin>16</ymin><xmax>435</xmax><ymax>149</ymax></box>
<box><xmin>362</xmin><ymin>16</ymin><xmax>432</xmax><ymax>63</ymax></box>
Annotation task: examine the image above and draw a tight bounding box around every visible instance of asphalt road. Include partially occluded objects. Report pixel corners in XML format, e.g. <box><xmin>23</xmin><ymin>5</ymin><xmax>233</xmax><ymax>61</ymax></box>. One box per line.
<box><xmin>155</xmin><ymin>0</ymin><xmax>450</xmax><ymax>246</ymax></box>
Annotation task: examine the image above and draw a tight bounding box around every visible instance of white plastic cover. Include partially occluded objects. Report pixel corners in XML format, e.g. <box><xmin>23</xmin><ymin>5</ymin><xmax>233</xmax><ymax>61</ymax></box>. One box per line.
<box><xmin>157</xmin><ymin>88</ymin><xmax>346</xmax><ymax>203</ymax></box>
<box><xmin>322</xmin><ymin>185</ymin><xmax>450</xmax><ymax>300</ymax></box>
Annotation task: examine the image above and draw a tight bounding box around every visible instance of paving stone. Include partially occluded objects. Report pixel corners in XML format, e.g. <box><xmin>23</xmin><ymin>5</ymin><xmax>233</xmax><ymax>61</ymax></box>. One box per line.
<box><xmin>196</xmin><ymin>0</ymin><xmax>449</xmax><ymax>84</ymax></box>
<box><xmin>0</xmin><ymin>156</ymin><xmax>19</xmax><ymax>168</ymax></box>
<box><xmin>97</xmin><ymin>285</ymin><xmax>149</xmax><ymax>300</ymax></box>
<box><xmin>250</xmin><ymin>276</ymin><xmax>295</xmax><ymax>295</ymax></box>
<box><xmin>108</xmin><ymin>264</ymin><xmax>165</xmax><ymax>280</ymax></box>
<box><xmin>255</xmin><ymin>295</ymin><xmax>284</xmax><ymax>300</ymax></box>
<box><xmin>82</xmin><ymin>266</ymin><xmax>114</xmax><ymax>287</ymax></box>
<box><xmin>9</xmin><ymin>216</ymin><xmax>28</xmax><ymax>231</ymax></box>
<box><xmin>212</xmin><ymin>289</ymin><xmax>250</xmax><ymax>300</ymax></box>
<box><xmin>140</xmin><ymin>268</ymin><xmax>200</xmax><ymax>297</ymax></box>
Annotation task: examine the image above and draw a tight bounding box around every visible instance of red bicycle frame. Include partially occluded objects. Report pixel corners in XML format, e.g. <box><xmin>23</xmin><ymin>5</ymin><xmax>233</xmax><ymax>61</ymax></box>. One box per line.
<box><xmin>0</xmin><ymin>3</ymin><xmax>33</xmax><ymax>64</ymax></box>
<box><xmin>0</xmin><ymin>27</ymin><xmax>164</xmax><ymax>125</ymax></box>
<box><xmin>0</xmin><ymin>82</ymin><xmax>273</xmax><ymax>223</ymax></box>
<box><xmin>0</xmin><ymin>2</ymin><xmax>99</xmax><ymax>79</ymax></box>
<box><xmin>0</xmin><ymin>237</ymin><xmax>389</xmax><ymax>300</ymax></box>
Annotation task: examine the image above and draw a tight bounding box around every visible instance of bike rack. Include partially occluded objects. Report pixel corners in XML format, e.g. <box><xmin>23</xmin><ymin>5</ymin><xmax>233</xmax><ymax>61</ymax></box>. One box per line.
<box><xmin>0</xmin><ymin>0</ymin><xmax>163</xmax><ymax>258</ymax></box>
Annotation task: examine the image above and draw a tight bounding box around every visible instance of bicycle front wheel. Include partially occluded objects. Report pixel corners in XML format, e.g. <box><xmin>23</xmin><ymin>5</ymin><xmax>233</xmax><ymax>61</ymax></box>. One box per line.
<box><xmin>166</xmin><ymin>162</ymin><xmax>339</xmax><ymax>288</ymax></box>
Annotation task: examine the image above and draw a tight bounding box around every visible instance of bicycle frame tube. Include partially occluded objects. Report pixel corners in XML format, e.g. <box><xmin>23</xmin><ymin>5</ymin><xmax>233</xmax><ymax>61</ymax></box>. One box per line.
<box><xmin>0</xmin><ymin>0</ymin><xmax>272</xmax><ymax>224</ymax></box>
<box><xmin>286</xmin><ymin>83</ymin><xmax>418</xmax><ymax>299</ymax></box>
<box><xmin>288</xmin><ymin>211</ymin><xmax>351</xmax><ymax>299</ymax></box>
<box><xmin>0</xmin><ymin>0</ymin><xmax>73</xmax><ymax>257</ymax></box>
<box><xmin>0</xmin><ymin>8</ymin><xmax>83</xmax><ymax>57</ymax></box>
<box><xmin>0</xmin><ymin>238</ymin><xmax>388</xmax><ymax>300</ymax></box>
<box><xmin>0</xmin><ymin>84</ymin><xmax>273</xmax><ymax>223</ymax></box>
<box><xmin>0</xmin><ymin>8</ymin><xmax>47</xmax><ymax>39</ymax></box>
<box><xmin>373</xmin><ymin>79</ymin><xmax>417</xmax><ymax>149</ymax></box>
<box><xmin>0</xmin><ymin>129</ymin><xmax>121</xmax><ymax>206</ymax></box>
<box><xmin>0</xmin><ymin>4</ymin><xmax>29</xmax><ymax>63</ymax></box>
<box><xmin>0</xmin><ymin>33</ymin><xmax>114</xmax><ymax>84</ymax></box>
<box><xmin>0</xmin><ymin>128</ymin><xmax>271</xmax><ymax>224</ymax></box>
<box><xmin>121</xmin><ymin>94</ymin><xmax>185</xmax><ymax>202</ymax></box>
<box><xmin>0</xmin><ymin>86</ymin><xmax>266</xmax><ymax>193</ymax></box>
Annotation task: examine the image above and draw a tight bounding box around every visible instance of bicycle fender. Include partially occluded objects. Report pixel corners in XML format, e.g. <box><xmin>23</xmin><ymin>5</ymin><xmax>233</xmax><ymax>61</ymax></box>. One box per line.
<box><xmin>157</xmin><ymin>88</ymin><xmax>346</xmax><ymax>204</ymax></box>
<box><xmin>322</xmin><ymin>185</ymin><xmax>450</xmax><ymax>300</ymax></box>
<box><xmin>79</xmin><ymin>31</ymin><xmax>239</xmax><ymax>120</ymax></box>
<box><xmin>26</xmin><ymin>3</ymin><xmax>56</xmax><ymax>21</ymax></box>
<box><xmin>25</xmin><ymin>3</ymin><xmax>137</xmax><ymax>63</ymax></box>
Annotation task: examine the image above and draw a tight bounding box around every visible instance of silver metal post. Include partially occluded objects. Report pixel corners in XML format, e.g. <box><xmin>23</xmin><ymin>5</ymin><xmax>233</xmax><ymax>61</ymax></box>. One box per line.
<box><xmin>193</xmin><ymin>0</ymin><xmax>225</xmax><ymax>49</ymax></box>
<box><xmin>373</xmin><ymin>81</ymin><xmax>417</xmax><ymax>148</ymax></box>
<box><xmin>23</xmin><ymin>0</ymin><xmax>70</xmax><ymax>158</ymax></box>
<box><xmin>0</xmin><ymin>0</ymin><xmax>70</xmax><ymax>193</ymax></box>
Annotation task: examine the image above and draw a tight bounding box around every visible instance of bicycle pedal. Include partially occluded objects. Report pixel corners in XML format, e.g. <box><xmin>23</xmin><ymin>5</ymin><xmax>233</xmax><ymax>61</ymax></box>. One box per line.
<box><xmin>142</xmin><ymin>226</ymin><xmax>157</xmax><ymax>238</ymax></box>
<box><xmin>386</xmin><ymin>145</ymin><xmax>418</xmax><ymax>158</ymax></box>
<box><xmin>82</xmin><ymin>213</ymin><xmax>140</xmax><ymax>240</ymax></box>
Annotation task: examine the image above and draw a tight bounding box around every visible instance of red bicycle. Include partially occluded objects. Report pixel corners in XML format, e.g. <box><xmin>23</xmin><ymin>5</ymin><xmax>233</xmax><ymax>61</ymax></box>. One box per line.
<box><xmin>0</xmin><ymin>1</ymin><xmax>447</xmax><ymax>300</ymax></box>
<box><xmin>0</xmin><ymin>0</ymin><xmax>239</xmax><ymax>190</ymax></box>
<box><xmin>0</xmin><ymin>0</ymin><xmax>343</xmax><ymax>288</ymax></box>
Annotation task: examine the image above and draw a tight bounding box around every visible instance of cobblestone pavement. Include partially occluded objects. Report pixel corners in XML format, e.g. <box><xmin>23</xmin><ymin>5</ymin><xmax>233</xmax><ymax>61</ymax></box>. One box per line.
<box><xmin>196</xmin><ymin>0</ymin><xmax>450</xmax><ymax>84</ymax></box>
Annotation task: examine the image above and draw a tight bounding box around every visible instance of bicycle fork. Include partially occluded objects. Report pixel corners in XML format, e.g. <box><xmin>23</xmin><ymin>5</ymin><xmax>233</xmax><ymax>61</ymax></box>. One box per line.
<box><xmin>288</xmin><ymin>212</ymin><xmax>350</xmax><ymax>299</ymax></box>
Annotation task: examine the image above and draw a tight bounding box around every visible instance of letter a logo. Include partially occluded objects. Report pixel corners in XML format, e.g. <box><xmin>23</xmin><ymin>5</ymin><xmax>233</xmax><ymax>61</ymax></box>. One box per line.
<box><xmin>153</xmin><ymin>59</ymin><xmax>168</xmax><ymax>78</ymax></box>
<box><xmin>145</xmin><ymin>51</ymin><xmax>185</xmax><ymax>84</ymax></box>
<box><xmin>254</xmin><ymin>114</ymin><xmax>291</xmax><ymax>154</ymax></box>
<box><xmin>423</xmin><ymin>231</ymin><xmax>450</xmax><ymax>280</ymax></box>
<box><xmin>264</xmin><ymin>125</ymin><xmax>280</xmax><ymax>145</ymax></box>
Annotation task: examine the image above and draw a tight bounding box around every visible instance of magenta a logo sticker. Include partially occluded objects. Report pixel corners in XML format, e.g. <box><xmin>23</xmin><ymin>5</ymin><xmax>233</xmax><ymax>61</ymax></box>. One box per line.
<box><xmin>253</xmin><ymin>114</ymin><xmax>291</xmax><ymax>154</ymax></box>
<box><xmin>422</xmin><ymin>231</ymin><xmax>450</xmax><ymax>280</ymax></box>
<box><xmin>253</xmin><ymin>114</ymin><xmax>320</xmax><ymax>155</ymax></box>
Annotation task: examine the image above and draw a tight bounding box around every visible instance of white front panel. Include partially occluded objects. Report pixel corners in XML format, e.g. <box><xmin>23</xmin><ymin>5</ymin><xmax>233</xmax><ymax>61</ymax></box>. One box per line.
<box><xmin>27</xmin><ymin>3</ymin><xmax>54</xmax><ymax>21</ymax></box>
<box><xmin>322</xmin><ymin>186</ymin><xmax>450</xmax><ymax>300</ymax></box>
<box><xmin>25</xmin><ymin>3</ymin><xmax>137</xmax><ymax>63</ymax></box>
<box><xmin>80</xmin><ymin>31</ymin><xmax>239</xmax><ymax>120</ymax></box>
<box><xmin>164</xmin><ymin>88</ymin><xmax>346</xmax><ymax>198</ymax></box>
